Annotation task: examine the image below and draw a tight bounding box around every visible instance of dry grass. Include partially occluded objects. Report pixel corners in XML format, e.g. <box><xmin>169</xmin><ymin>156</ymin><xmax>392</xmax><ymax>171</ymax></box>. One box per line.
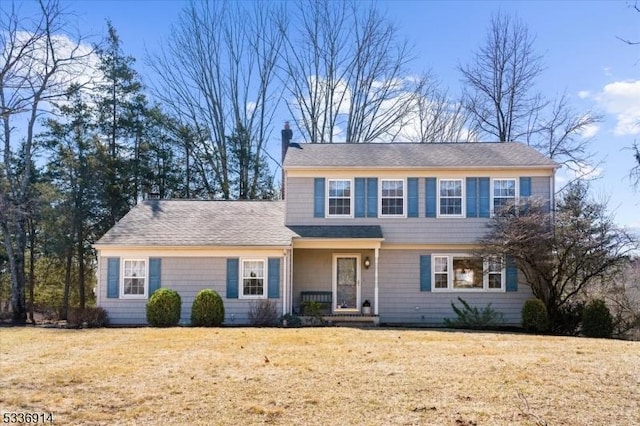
<box><xmin>0</xmin><ymin>327</ymin><xmax>638</xmax><ymax>425</ymax></box>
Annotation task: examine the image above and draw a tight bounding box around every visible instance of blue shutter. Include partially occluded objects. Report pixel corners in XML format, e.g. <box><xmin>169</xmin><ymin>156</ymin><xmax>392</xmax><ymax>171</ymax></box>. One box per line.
<box><xmin>506</xmin><ymin>256</ymin><xmax>518</xmax><ymax>292</ymax></box>
<box><xmin>226</xmin><ymin>258</ymin><xmax>239</xmax><ymax>299</ymax></box>
<box><xmin>479</xmin><ymin>177</ymin><xmax>490</xmax><ymax>218</ymax></box>
<box><xmin>366</xmin><ymin>178</ymin><xmax>378</xmax><ymax>217</ymax></box>
<box><xmin>148</xmin><ymin>258</ymin><xmax>161</xmax><ymax>296</ymax></box>
<box><xmin>354</xmin><ymin>178</ymin><xmax>366</xmax><ymax>218</ymax></box>
<box><xmin>425</xmin><ymin>178</ymin><xmax>436</xmax><ymax>218</ymax></box>
<box><xmin>466</xmin><ymin>177</ymin><xmax>478</xmax><ymax>218</ymax></box>
<box><xmin>407</xmin><ymin>178</ymin><xmax>419</xmax><ymax>217</ymax></box>
<box><xmin>268</xmin><ymin>258</ymin><xmax>281</xmax><ymax>299</ymax></box>
<box><xmin>520</xmin><ymin>177</ymin><xmax>531</xmax><ymax>197</ymax></box>
<box><xmin>420</xmin><ymin>255</ymin><xmax>432</xmax><ymax>292</ymax></box>
<box><xmin>107</xmin><ymin>258</ymin><xmax>120</xmax><ymax>298</ymax></box>
<box><xmin>314</xmin><ymin>178</ymin><xmax>325</xmax><ymax>218</ymax></box>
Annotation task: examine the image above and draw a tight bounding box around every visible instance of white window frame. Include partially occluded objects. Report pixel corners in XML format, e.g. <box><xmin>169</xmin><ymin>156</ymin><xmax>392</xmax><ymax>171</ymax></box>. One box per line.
<box><xmin>431</xmin><ymin>254</ymin><xmax>505</xmax><ymax>292</ymax></box>
<box><xmin>379</xmin><ymin>178</ymin><xmax>406</xmax><ymax>218</ymax></box>
<box><xmin>491</xmin><ymin>178</ymin><xmax>518</xmax><ymax>216</ymax></box>
<box><xmin>239</xmin><ymin>258</ymin><xmax>268</xmax><ymax>299</ymax></box>
<box><xmin>326</xmin><ymin>178</ymin><xmax>354</xmax><ymax>218</ymax></box>
<box><xmin>437</xmin><ymin>178</ymin><xmax>465</xmax><ymax>218</ymax></box>
<box><xmin>120</xmin><ymin>258</ymin><xmax>148</xmax><ymax>299</ymax></box>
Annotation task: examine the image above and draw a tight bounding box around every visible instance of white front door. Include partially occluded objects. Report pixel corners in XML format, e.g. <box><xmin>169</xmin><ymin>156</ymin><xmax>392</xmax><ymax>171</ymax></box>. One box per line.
<box><xmin>333</xmin><ymin>254</ymin><xmax>360</xmax><ymax>311</ymax></box>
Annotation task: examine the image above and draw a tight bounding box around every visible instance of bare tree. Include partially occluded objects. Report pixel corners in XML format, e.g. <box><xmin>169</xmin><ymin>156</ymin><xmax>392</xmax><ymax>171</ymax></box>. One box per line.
<box><xmin>278</xmin><ymin>0</ymin><xmax>421</xmax><ymax>143</ymax></box>
<box><xmin>148</xmin><ymin>1</ymin><xmax>283</xmax><ymax>199</ymax></box>
<box><xmin>460</xmin><ymin>12</ymin><xmax>602</xmax><ymax>178</ymax></box>
<box><xmin>477</xmin><ymin>182</ymin><xmax>637</xmax><ymax>334</ymax></box>
<box><xmin>459</xmin><ymin>12</ymin><xmax>545</xmax><ymax>143</ymax></box>
<box><xmin>0</xmin><ymin>0</ymin><xmax>94</xmax><ymax>322</ymax></box>
<box><xmin>399</xmin><ymin>75</ymin><xmax>474</xmax><ymax>143</ymax></box>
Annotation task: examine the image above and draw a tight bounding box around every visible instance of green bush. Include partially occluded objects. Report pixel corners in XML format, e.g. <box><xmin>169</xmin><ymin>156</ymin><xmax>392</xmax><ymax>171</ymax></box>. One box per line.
<box><xmin>521</xmin><ymin>298</ymin><xmax>550</xmax><ymax>332</ymax></box>
<box><xmin>582</xmin><ymin>299</ymin><xmax>614</xmax><ymax>338</ymax></box>
<box><xmin>191</xmin><ymin>289</ymin><xmax>224</xmax><ymax>326</ymax></box>
<box><xmin>443</xmin><ymin>297</ymin><xmax>504</xmax><ymax>329</ymax></box>
<box><xmin>146</xmin><ymin>288</ymin><xmax>182</xmax><ymax>327</ymax></box>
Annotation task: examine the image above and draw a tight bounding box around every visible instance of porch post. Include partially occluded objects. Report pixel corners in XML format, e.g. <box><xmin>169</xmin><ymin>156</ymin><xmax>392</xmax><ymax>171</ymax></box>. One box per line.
<box><xmin>374</xmin><ymin>247</ymin><xmax>379</xmax><ymax>315</ymax></box>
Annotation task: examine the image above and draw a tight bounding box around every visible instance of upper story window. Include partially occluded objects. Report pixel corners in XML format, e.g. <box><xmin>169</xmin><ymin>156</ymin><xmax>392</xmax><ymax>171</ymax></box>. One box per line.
<box><xmin>122</xmin><ymin>259</ymin><xmax>147</xmax><ymax>298</ymax></box>
<box><xmin>328</xmin><ymin>179</ymin><xmax>352</xmax><ymax>217</ymax></box>
<box><xmin>438</xmin><ymin>179</ymin><xmax>463</xmax><ymax>217</ymax></box>
<box><xmin>380</xmin><ymin>179</ymin><xmax>404</xmax><ymax>216</ymax></box>
<box><xmin>241</xmin><ymin>259</ymin><xmax>266</xmax><ymax>298</ymax></box>
<box><xmin>493</xmin><ymin>179</ymin><xmax>517</xmax><ymax>214</ymax></box>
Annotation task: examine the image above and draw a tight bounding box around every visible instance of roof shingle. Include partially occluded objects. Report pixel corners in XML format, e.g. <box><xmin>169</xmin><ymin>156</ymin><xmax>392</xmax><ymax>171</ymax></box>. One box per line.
<box><xmin>95</xmin><ymin>200</ymin><xmax>295</xmax><ymax>247</ymax></box>
<box><xmin>283</xmin><ymin>142</ymin><xmax>559</xmax><ymax>169</ymax></box>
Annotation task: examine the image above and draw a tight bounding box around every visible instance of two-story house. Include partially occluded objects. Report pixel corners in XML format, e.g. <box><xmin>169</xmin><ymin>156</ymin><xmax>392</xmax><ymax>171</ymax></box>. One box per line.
<box><xmin>94</xmin><ymin>126</ymin><xmax>558</xmax><ymax>326</ymax></box>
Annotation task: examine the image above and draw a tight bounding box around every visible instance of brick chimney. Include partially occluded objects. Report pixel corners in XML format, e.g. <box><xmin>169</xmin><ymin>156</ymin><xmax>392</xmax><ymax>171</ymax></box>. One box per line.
<box><xmin>281</xmin><ymin>121</ymin><xmax>293</xmax><ymax>199</ymax></box>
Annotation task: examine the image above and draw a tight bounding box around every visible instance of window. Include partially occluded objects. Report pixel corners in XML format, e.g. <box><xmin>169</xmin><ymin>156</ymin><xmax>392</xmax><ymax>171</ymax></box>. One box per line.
<box><xmin>487</xmin><ymin>257</ymin><xmax>504</xmax><ymax>289</ymax></box>
<box><xmin>241</xmin><ymin>259</ymin><xmax>266</xmax><ymax>298</ymax></box>
<box><xmin>328</xmin><ymin>179</ymin><xmax>352</xmax><ymax>216</ymax></box>
<box><xmin>439</xmin><ymin>179</ymin><xmax>463</xmax><ymax>216</ymax></box>
<box><xmin>434</xmin><ymin>256</ymin><xmax>449</xmax><ymax>289</ymax></box>
<box><xmin>380</xmin><ymin>179</ymin><xmax>404</xmax><ymax>216</ymax></box>
<box><xmin>432</xmin><ymin>255</ymin><xmax>505</xmax><ymax>291</ymax></box>
<box><xmin>123</xmin><ymin>259</ymin><xmax>146</xmax><ymax>297</ymax></box>
<box><xmin>493</xmin><ymin>179</ymin><xmax>516</xmax><ymax>214</ymax></box>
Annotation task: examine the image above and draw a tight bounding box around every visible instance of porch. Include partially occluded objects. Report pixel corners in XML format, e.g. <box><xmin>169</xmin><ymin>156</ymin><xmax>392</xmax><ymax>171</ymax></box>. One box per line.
<box><xmin>284</xmin><ymin>225</ymin><xmax>384</xmax><ymax>320</ymax></box>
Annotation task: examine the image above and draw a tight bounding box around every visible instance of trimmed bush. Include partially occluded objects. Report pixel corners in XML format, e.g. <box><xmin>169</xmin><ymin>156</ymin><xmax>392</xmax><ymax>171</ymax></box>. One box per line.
<box><xmin>443</xmin><ymin>297</ymin><xmax>504</xmax><ymax>329</ymax></box>
<box><xmin>191</xmin><ymin>289</ymin><xmax>224</xmax><ymax>326</ymax></box>
<box><xmin>521</xmin><ymin>298</ymin><xmax>550</xmax><ymax>332</ymax></box>
<box><xmin>146</xmin><ymin>288</ymin><xmax>181</xmax><ymax>327</ymax></box>
<box><xmin>582</xmin><ymin>299</ymin><xmax>614</xmax><ymax>338</ymax></box>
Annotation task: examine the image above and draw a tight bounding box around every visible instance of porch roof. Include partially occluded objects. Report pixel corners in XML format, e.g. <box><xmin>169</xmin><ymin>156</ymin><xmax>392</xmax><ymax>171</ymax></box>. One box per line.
<box><xmin>287</xmin><ymin>225</ymin><xmax>383</xmax><ymax>239</ymax></box>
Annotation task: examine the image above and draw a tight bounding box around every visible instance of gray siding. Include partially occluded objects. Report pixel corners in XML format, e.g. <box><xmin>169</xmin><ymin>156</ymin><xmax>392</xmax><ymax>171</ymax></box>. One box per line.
<box><xmin>99</xmin><ymin>256</ymin><xmax>282</xmax><ymax>326</ymax></box>
<box><xmin>376</xmin><ymin>250</ymin><xmax>532</xmax><ymax>325</ymax></box>
<box><xmin>286</xmin><ymin>176</ymin><xmax>552</xmax><ymax>244</ymax></box>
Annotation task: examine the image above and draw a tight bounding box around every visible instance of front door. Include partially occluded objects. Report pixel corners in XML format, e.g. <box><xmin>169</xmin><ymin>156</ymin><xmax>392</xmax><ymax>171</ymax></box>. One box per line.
<box><xmin>333</xmin><ymin>254</ymin><xmax>360</xmax><ymax>311</ymax></box>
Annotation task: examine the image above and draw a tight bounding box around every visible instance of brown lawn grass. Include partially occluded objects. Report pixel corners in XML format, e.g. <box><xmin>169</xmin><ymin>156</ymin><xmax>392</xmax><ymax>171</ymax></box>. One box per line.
<box><xmin>0</xmin><ymin>327</ymin><xmax>638</xmax><ymax>425</ymax></box>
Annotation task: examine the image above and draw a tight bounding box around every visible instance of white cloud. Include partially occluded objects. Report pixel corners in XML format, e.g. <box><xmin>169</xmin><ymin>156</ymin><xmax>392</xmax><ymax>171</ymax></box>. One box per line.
<box><xmin>577</xmin><ymin>90</ymin><xmax>590</xmax><ymax>99</ymax></box>
<box><xmin>592</xmin><ymin>80</ymin><xmax>640</xmax><ymax>136</ymax></box>
<box><xmin>579</xmin><ymin>123</ymin><xmax>599</xmax><ymax>139</ymax></box>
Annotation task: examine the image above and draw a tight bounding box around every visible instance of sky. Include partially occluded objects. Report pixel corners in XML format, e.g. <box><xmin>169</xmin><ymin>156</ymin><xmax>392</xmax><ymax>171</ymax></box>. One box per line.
<box><xmin>9</xmin><ymin>0</ymin><xmax>640</xmax><ymax>232</ymax></box>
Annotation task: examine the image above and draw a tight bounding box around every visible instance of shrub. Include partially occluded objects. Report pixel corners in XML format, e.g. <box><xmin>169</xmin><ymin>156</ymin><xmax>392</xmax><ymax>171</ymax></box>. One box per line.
<box><xmin>67</xmin><ymin>307</ymin><xmax>109</xmax><ymax>328</ymax></box>
<box><xmin>281</xmin><ymin>313</ymin><xmax>302</xmax><ymax>327</ymax></box>
<box><xmin>191</xmin><ymin>289</ymin><xmax>225</xmax><ymax>326</ymax></box>
<box><xmin>553</xmin><ymin>301</ymin><xmax>585</xmax><ymax>336</ymax></box>
<box><xmin>146</xmin><ymin>288</ymin><xmax>181</xmax><ymax>327</ymax></box>
<box><xmin>582</xmin><ymin>299</ymin><xmax>614</xmax><ymax>338</ymax></box>
<box><xmin>443</xmin><ymin>297</ymin><xmax>504</xmax><ymax>329</ymax></box>
<box><xmin>248</xmin><ymin>299</ymin><xmax>279</xmax><ymax>326</ymax></box>
<box><xmin>521</xmin><ymin>298</ymin><xmax>550</xmax><ymax>332</ymax></box>
<box><xmin>301</xmin><ymin>300</ymin><xmax>325</xmax><ymax>325</ymax></box>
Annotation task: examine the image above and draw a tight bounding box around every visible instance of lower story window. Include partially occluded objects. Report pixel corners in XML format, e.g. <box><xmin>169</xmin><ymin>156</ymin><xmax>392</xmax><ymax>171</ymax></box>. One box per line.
<box><xmin>242</xmin><ymin>259</ymin><xmax>265</xmax><ymax>297</ymax></box>
<box><xmin>432</xmin><ymin>255</ymin><xmax>504</xmax><ymax>291</ymax></box>
<box><xmin>123</xmin><ymin>259</ymin><xmax>146</xmax><ymax>296</ymax></box>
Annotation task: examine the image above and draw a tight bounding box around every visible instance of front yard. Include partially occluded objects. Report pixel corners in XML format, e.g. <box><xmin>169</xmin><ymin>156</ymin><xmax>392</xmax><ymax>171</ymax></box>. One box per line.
<box><xmin>0</xmin><ymin>327</ymin><xmax>638</xmax><ymax>425</ymax></box>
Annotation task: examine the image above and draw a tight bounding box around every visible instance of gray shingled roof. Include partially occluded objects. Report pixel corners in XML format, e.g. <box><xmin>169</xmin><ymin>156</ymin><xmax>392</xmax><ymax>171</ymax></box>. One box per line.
<box><xmin>283</xmin><ymin>142</ymin><xmax>559</xmax><ymax>169</ymax></box>
<box><xmin>287</xmin><ymin>225</ymin><xmax>383</xmax><ymax>239</ymax></box>
<box><xmin>95</xmin><ymin>200</ymin><xmax>296</xmax><ymax>247</ymax></box>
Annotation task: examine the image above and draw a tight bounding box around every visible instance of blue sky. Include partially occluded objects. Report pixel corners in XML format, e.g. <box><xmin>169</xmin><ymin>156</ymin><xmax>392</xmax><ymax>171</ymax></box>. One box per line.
<box><xmin>12</xmin><ymin>0</ymin><xmax>640</xmax><ymax>231</ymax></box>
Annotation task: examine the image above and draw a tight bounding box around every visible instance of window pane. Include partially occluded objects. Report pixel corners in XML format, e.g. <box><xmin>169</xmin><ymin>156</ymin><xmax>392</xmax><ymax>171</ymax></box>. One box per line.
<box><xmin>435</xmin><ymin>274</ymin><xmax>448</xmax><ymax>289</ymax></box>
<box><xmin>242</xmin><ymin>260</ymin><xmax>265</xmax><ymax>296</ymax></box>
<box><xmin>453</xmin><ymin>258</ymin><xmax>483</xmax><ymax>289</ymax></box>
<box><xmin>488</xmin><ymin>274</ymin><xmax>502</xmax><ymax>289</ymax></box>
<box><xmin>434</xmin><ymin>256</ymin><xmax>448</xmax><ymax>273</ymax></box>
<box><xmin>124</xmin><ymin>278</ymin><xmax>145</xmax><ymax>295</ymax></box>
<box><xmin>328</xmin><ymin>180</ymin><xmax>351</xmax><ymax>215</ymax></box>
<box><xmin>381</xmin><ymin>180</ymin><xmax>404</xmax><ymax>215</ymax></box>
<box><xmin>439</xmin><ymin>180</ymin><xmax>462</xmax><ymax>215</ymax></box>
